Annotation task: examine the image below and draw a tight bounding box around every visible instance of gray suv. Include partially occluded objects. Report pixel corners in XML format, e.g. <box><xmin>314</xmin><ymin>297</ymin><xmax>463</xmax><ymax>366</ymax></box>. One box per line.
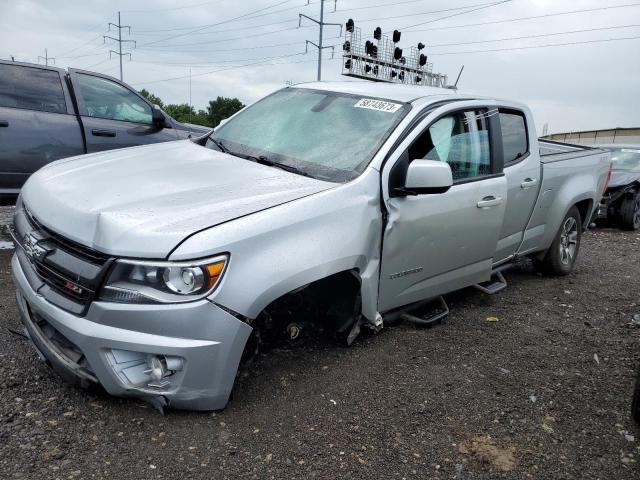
<box><xmin>0</xmin><ymin>60</ymin><xmax>210</xmax><ymax>200</ymax></box>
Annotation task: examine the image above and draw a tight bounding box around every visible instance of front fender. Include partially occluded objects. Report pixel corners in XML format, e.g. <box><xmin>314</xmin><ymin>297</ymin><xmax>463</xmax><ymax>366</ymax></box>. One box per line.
<box><xmin>170</xmin><ymin>170</ymin><xmax>383</xmax><ymax>321</ymax></box>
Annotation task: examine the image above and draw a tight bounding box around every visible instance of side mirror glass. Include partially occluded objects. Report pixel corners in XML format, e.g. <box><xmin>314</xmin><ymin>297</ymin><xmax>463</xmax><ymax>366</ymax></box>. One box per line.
<box><xmin>151</xmin><ymin>106</ymin><xmax>166</xmax><ymax>128</ymax></box>
<box><xmin>396</xmin><ymin>159</ymin><xmax>453</xmax><ymax>196</ymax></box>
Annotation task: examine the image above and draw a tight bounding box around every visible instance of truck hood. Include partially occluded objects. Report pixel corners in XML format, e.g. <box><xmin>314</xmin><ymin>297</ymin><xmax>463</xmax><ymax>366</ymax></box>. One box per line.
<box><xmin>609</xmin><ymin>170</ymin><xmax>640</xmax><ymax>188</ymax></box>
<box><xmin>21</xmin><ymin>141</ymin><xmax>335</xmax><ymax>258</ymax></box>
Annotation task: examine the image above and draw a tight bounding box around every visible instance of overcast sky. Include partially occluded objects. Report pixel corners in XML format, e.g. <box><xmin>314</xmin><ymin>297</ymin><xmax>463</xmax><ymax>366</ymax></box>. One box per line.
<box><xmin>1</xmin><ymin>0</ymin><xmax>639</xmax><ymax>134</ymax></box>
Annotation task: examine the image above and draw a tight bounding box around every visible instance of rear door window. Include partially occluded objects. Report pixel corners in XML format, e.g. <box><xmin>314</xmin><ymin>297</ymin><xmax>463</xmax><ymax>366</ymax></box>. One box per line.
<box><xmin>75</xmin><ymin>74</ymin><xmax>152</xmax><ymax>124</ymax></box>
<box><xmin>0</xmin><ymin>64</ymin><xmax>66</xmax><ymax>113</ymax></box>
<box><xmin>499</xmin><ymin>111</ymin><xmax>529</xmax><ymax>165</ymax></box>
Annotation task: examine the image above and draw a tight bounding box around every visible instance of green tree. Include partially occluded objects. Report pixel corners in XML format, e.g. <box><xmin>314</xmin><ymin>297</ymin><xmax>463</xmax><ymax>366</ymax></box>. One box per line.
<box><xmin>138</xmin><ymin>89</ymin><xmax>164</xmax><ymax>108</ymax></box>
<box><xmin>207</xmin><ymin>96</ymin><xmax>245</xmax><ymax>128</ymax></box>
<box><xmin>163</xmin><ymin>103</ymin><xmax>210</xmax><ymax>127</ymax></box>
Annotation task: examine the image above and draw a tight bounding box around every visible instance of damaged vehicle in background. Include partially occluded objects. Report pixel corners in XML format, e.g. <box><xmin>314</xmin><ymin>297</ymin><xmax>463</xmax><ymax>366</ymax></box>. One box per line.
<box><xmin>0</xmin><ymin>60</ymin><xmax>210</xmax><ymax>201</ymax></box>
<box><xmin>10</xmin><ymin>82</ymin><xmax>611</xmax><ymax>411</ymax></box>
<box><xmin>593</xmin><ymin>144</ymin><xmax>640</xmax><ymax>230</ymax></box>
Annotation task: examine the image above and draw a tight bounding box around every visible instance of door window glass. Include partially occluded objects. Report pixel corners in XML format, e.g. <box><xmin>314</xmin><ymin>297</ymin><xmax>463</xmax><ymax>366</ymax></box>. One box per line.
<box><xmin>500</xmin><ymin>111</ymin><xmax>528</xmax><ymax>164</ymax></box>
<box><xmin>0</xmin><ymin>64</ymin><xmax>66</xmax><ymax>113</ymax></box>
<box><xmin>409</xmin><ymin>110</ymin><xmax>491</xmax><ymax>180</ymax></box>
<box><xmin>76</xmin><ymin>74</ymin><xmax>152</xmax><ymax>124</ymax></box>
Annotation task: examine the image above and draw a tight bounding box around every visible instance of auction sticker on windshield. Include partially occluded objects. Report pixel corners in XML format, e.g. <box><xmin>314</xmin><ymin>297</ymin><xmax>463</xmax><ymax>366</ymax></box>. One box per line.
<box><xmin>354</xmin><ymin>98</ymin><xmax>402</xmax><ymax>113</ymax></box>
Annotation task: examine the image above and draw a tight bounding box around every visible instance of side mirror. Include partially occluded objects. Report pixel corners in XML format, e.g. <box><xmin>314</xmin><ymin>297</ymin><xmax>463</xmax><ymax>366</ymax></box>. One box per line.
<box><xmin>151</xmin><ymin>106</ymin><xmax>166</xmax><ymax>128</ymax></box>
<box><xmin>395</xmin><ymin>159</ymin><xmax>453</xmax><ymax>196</ymax></box>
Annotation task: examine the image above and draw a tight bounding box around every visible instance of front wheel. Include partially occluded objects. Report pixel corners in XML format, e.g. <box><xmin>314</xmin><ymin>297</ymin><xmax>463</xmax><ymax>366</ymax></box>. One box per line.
<box><xmin>534</xmin><ymin>206</ymin><xmax>582</xmax><ymax>276</ymax></box>
<box><xmin>619</xmin><ymin>193</ymin><xmax>640</xmax><ymax>231</ymax></box>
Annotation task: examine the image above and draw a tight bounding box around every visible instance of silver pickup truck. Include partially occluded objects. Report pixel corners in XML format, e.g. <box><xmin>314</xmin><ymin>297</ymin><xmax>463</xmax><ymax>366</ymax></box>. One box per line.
<box><xmin>10</xmin><ymin>82</ymin><xmax>611</xmax><ymax>411</ymax></box>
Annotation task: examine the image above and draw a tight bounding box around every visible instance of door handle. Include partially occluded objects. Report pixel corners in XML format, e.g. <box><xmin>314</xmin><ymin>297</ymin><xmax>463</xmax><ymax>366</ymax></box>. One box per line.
<box><xmin>520</xmin><ymin>178</ymin><xmax>538</xmax><ymax>189</ymax></box>
<box><xmin>91</xmin><ymin>129</ymin><xmax>116</xmax><ymax>137</ymax></box>
<box><xmin>477</xmin><ymin>196</ymin><xmax>503</xmax><ymax>208</ymax></box>
<box><xmin>0</xmin><ymin>120</ymin><xmax>8</xmax><ymax>127</ymax></box>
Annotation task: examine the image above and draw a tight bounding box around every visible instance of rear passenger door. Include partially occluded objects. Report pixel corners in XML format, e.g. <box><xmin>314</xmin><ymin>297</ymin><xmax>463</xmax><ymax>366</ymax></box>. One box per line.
<box><xmin>0</xmin><ymin>62</ymin><xmax>84</xmax><ymax>193</ymax></box>
<box><xmin>68</xmin><ymin>69</ymin><xmax>177</xmax><ymax>152</ymax></box>
<box><xmin>493</xmin><ymin>109</ymin><xmax>541</xmax><ymax>263</ymax></box>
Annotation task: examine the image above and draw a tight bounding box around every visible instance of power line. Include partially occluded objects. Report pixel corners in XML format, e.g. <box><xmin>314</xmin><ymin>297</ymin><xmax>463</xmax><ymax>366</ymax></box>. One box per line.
<box><xmin>133</xmin><ymin>17</ymin><xmax>297</xmax><ymax>37</ymax></box>
<box><xmin>83</xmin><ymin>56</ymin><xmax>112</xmax><ymax>70</ymax></box>
<box><xmin>405</xmin><ymin>2</ymin><xmax>640</xmax><ymax>32</ymax></box>
<box><xmin>357</xmin><ymin>3</ymin><xmax>513</xmax><ymax>24</ymax></box>
<box><xmin>136</xmin><ymin>26</ymin><xmax>330</xmax><ymax>50</ymax></box>
<box><xmin>138</xmin><ymin>0</ymin><xmax>294</xmax><ymax>47</ymax></box>
<box><xmin>335</xmin><ymin>0</ymin><xmax>497</xmax><ymax>14</ymax></box>
<box><xmin>131</xmin><ymin>51</ymin><xmax>307</xmax><ymax>86</ymax></box>
<box><xmin>133</xmin><ymin>50</ymin><xmax>306</xmax><ymax>68</ymax></box>
<box><xmin>391</xmin><ymin>0</ymin><xmax>514</xmax><ymax>32</ymax></box>
<box><xmin>55</xmin><ymin>19</ymin><xmax>109</xmax><ymax>56</ymax></box>
<box><xmin>427</xmin><ymin>34</ymin><xmax>640</xmax><ymax>55</ymax></box>
<box><xmin>135</xmin><ymin>1</ymin><xmax>313</xmax><ymax>33</ymax></box>
<box><xmin>130</xmin><ymin>33</ymin><xmax>640</xmax><ymax>88</ymax></box>
<box><xmin>123</xmin><ymin>0</ymin><xmax>229</xmax><ymax>14</ymax></box>
<box><xmin>425</xmin><ymin>23</ymin><xmax>640</xmax><ymax>48</ymax></box>
<box><xmin>135</xmin><ymin>40</ymin><xmax>303</xmax><ymax>58</ymax></box>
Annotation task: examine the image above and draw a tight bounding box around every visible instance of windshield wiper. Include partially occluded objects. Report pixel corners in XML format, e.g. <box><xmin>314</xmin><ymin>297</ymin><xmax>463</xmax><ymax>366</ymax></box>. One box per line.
<box><xmin>209</xmin><ymin>137</ymin><xmax>228</xmax><ymax>153</ymax></box>
<box><xmin>244</xmin><ymin>154</ymin><xmax>315</xmax><ymax>179</ymax></box>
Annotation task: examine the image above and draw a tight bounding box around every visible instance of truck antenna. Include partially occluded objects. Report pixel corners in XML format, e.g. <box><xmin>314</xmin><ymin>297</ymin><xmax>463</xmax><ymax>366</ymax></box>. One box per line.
<box><xmin>454</xmin><ymin>65</ymin><xmax>464</xmax><ymax>88</ymax></box>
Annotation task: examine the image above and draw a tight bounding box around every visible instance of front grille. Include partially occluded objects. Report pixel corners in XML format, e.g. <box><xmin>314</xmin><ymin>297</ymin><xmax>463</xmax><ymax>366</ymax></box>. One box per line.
<box><xmin>26</xmin><ymin>211</ymin><xmax>109</xmax><ymax>266</ymax></box>
<box><xmin>32</xmin><ymin>261</ymin><xmax>94</xmax><ymax>303</ymax></box>
<box><xmin>14</xmin><ymin>206</ymin><xmax>112</xmax><ymax>315</ymax></box>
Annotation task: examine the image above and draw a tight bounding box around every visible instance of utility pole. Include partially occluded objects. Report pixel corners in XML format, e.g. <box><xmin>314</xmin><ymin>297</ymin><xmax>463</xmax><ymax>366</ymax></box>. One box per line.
<box><xmin>38</xmin><ymin>49</ymin><xmax>55</xmax><ymax>66</ymax></box>
<box><xmin>299</xmin><ymin>0</ymin><xmax>342</xmax><ymax>81</ymax></box>
<box><xmin>104</xmin><ymin>12</ymin><xmax>136</xmax><ymax>80</ymax></box>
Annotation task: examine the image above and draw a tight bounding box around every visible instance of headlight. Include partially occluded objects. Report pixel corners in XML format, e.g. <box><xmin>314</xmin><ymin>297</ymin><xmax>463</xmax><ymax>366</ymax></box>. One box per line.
<box><xmin>98</xmin><ymin>255</ymin><xmax>228</xmax><ymax>304</ymax></box>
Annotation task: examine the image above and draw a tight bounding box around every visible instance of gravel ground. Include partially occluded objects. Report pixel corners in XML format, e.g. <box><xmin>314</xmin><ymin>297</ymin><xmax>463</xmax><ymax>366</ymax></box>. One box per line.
<box><xmin>0</xmin><ymin>205</ymin><xmax>14</xmax><ymax>249</ymax></box>
<box><xmin>0</xmin><ymin>218</ymin><xmax>638</xmax><ymax>479</ymax></box>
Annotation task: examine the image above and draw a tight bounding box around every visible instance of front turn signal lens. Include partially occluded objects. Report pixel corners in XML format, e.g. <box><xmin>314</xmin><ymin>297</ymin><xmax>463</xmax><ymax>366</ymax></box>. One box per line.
<box><xmin>206</xmin><ymin>261</ymin><xmax>226</xmax><ymax>289</ymax></box>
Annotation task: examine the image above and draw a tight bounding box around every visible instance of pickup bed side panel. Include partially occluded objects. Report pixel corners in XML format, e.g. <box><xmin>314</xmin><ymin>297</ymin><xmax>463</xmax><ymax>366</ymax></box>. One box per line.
<box><xmin>518</xmin><ymin>151</ymin><xmax>610</xmax><ymax>255</ymax></box>
<box><xmin>170</xmin><ymin>171</ymin><xmax>383</xmax><ymax>322</ymax></box>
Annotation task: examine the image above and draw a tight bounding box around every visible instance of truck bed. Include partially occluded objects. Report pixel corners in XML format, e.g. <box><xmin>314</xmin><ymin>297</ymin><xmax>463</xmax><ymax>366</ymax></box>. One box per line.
<box><xmin>539</xmin><ymin>139</ymin><xmax>607</xmax><ymax>163</ymax></box>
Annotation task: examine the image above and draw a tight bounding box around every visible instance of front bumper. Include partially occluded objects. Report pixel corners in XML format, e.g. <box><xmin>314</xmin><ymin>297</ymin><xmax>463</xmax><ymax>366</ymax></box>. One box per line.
<box><xmin>11</xmin><ymin>253</ymin><xmax>252</xmax><ymax>411</ymax></box>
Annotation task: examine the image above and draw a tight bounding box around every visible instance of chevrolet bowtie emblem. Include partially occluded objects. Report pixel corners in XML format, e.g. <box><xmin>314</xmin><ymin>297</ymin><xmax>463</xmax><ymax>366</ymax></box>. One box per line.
<box><xmin>22</xmin><ymin>233</ymin><xmax>52</xmax><ymax>261</ymax></box>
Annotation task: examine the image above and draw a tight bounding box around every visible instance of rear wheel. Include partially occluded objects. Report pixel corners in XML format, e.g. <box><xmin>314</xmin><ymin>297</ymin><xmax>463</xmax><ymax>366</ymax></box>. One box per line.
<box><xmin>619</xmin><ymin>193</ymin><xmax>640</xmax><ymax>231</ymax></box>
<box><xmin>534</xmin><ymin>206</ymin><xmax>582</xmax><ymax>276</ymax></box>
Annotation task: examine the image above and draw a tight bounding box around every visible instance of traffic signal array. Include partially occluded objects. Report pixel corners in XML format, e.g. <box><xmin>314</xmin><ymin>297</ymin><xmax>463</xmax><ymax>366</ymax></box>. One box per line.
<box><xmin>341</xmin><ymin>19</ymin><xmax>449</xmax><ymax>88</ymax></box>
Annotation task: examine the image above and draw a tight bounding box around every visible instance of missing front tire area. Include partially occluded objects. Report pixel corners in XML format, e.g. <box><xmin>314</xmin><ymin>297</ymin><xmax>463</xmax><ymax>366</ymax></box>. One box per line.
<box><xmin>244</xmin><ymin>270</ymin><xmax>363</xmax><ymax>359</ymax></box>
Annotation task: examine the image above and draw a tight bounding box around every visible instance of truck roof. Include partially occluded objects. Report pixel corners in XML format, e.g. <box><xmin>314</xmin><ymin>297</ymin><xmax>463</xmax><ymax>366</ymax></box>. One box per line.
<box><xmin>295</xmin><ymin>80</ymin><xmax>463</xmax><ymax>103</ymax></box>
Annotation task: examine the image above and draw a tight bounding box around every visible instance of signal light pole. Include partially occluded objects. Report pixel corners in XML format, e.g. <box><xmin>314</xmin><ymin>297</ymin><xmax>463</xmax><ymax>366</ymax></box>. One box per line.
<box><xmin>299</xmin><ymin>0</ymin><xmax>342</xmax><ymax>81</ymax></box>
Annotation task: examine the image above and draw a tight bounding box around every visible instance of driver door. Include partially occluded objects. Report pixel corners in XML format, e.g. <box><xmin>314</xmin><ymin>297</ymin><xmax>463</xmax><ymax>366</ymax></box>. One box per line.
<box><xmin>68</xmin><ymin>69</ymin><xmax>177</xmax><ymax>152</ymax></box>
<box><xmin>378</xmin><ymin>103</ymin><xmax>507</xmax><ymax>312</ymax></box>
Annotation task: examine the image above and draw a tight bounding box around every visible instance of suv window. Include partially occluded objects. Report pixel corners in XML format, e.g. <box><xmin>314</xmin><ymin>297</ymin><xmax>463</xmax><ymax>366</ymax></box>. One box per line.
<box><xmin>408</xmin><ymin>109</ymin><xmax>491</xmax><ymax>181</ymax></box>
<box><xmin>76</xmin><ymin>74</ymin><xmax>152</xmax><ymax>124</ymax></box>
<box><xmin>499</xmin><ymin>111</ymin><xmax>528</xmax><ymax>165</ymax></box>
<box><xmin>0</xmin><ymin>64</ymin><xmax>66</xmax><ymax>113</ymax></box>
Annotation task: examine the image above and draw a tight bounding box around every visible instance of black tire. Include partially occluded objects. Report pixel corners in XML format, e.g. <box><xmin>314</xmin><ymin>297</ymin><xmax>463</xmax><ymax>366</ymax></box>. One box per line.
<box><xmin>535</xmin><ymin>206</ymin><xmax>582</xmax><ymax>276</ymax></box>
<box><xmin>619</xmin><ymin>193</ymin><xmax>640</xmax><ymax>231</ymax></box>
<box><xmin>633</xmin><ymin>364</ymin><xmax>640</xmax><ymax>424</ymax></box>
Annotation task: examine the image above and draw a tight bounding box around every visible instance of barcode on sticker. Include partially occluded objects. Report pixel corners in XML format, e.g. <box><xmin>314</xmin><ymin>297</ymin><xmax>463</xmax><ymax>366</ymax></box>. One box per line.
<box><xmin>354</xmin><ymin>98</ymin><xmax>402</xmax><ymax>113</ymax></box>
